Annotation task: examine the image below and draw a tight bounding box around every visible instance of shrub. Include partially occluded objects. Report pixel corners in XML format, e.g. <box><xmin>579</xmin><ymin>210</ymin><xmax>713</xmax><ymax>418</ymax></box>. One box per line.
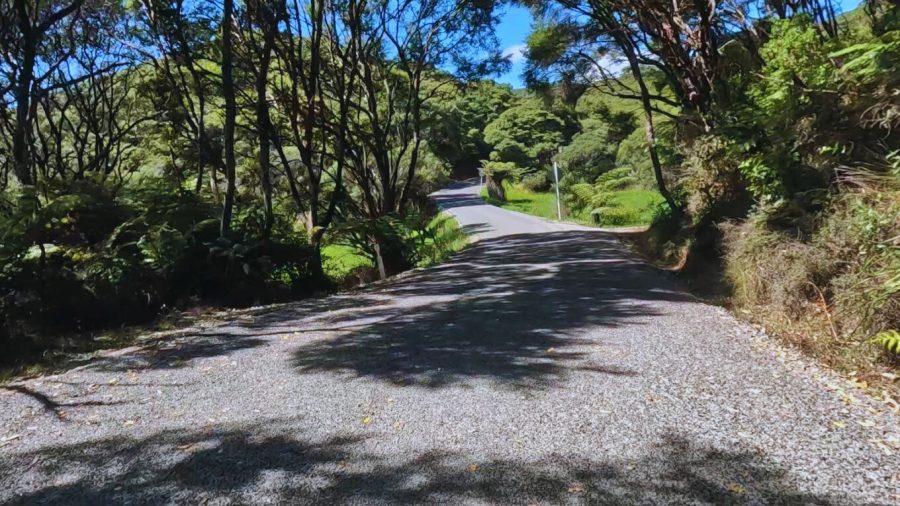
<box><xmin>0</xmin><ymin>179</ymin><xmax>320</xmax><ymax>358</ymax></box>
<box><xmin>823</xmin><ymin>191</ymin><xmax>900</xmax><ymax>339</ymax></box>
<box><xmin>591</xmin><ymin>206</ymin><xmax>640</xmax><ymax>226</ymax></box>
<box><xmin>481</xmin><ymin>161</ymin><xmax>519</xmax><ymax>201</ymax></box>
<box><xmin>680</xmin><ymin>135</ymin><xmax>751</xmax><ymax>222</ymax></box>
<box><xmin>520</xmin><ymin>171</ymin><xmax>551</xmax><ymax>192</ymax></box>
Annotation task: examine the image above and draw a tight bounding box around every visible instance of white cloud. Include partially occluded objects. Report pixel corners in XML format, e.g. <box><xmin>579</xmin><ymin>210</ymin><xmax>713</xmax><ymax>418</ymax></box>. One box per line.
<box><xmin>584</xmin><ymin>54</ymin><xmax>629</xmax><ymax>81</ymax></box>
<box><xmin>596</xmin><ymin>54</ymin><xmax>628</xmax><ymax>77</ymax></box>
<box><xmin>503</xmin><ymin>44</ymin><xmax>527</xmax><ymax>65</ymax></box>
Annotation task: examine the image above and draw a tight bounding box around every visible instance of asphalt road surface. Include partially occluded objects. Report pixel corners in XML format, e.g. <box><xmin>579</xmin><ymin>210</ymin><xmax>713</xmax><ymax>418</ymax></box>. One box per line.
<box><xmin>1</xmin><ymin>180</ymin><xmax>898</xmax><ymax>505</ymax></box>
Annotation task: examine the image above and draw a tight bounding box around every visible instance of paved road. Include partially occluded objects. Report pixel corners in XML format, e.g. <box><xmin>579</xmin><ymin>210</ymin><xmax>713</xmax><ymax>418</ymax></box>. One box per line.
<box><xmin>1</xmin><ymin>181</ymin><xmax>898</xmax><ymax>505</ymax></box>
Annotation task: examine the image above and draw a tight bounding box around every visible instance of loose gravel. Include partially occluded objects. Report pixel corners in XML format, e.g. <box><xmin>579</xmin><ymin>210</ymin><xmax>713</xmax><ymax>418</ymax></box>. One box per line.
<box><xmin>0</xmin><ymin>181</ymin><xmax>898</xmax><ymax>505</ymax></box>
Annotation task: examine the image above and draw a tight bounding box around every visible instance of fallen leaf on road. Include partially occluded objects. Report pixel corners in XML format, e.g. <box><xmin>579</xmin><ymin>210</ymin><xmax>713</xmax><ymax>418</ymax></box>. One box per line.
<box><xmin>567</xmin><ymin>481</ymin><xmax>585</xmax><ymax>494</ymax></box>
<box><xmin>122</xmin><ymin>419</ymin><xmax>136</xmax><ymax>427</ymax></box>
<box><xmin>870</xmin><ymin>438</ymin><xmax>894</xmax><ymax>456</ymax></box>
<box><xmin>727</xmin><ymin>483</ymin><xmax>746</xmax><ymax>495</ymax></box>
<box><xmin>362</xmin><ymin>415</ymin><xmax>373</xmax><ymax>426</ymax></box>
<box><xmin>393</xmin><ymin>421</ymin><xmax>403</xmax><ymax>430</ymax></box>
<box><xmin>467</xmin><ymin>463</ymin><xmax>478</xmax><ymax>473</ymax></box>
<box><xmin>832</xmin><ymin>421</ymin><xmax>846</xmax><ymax>429</ymax></box>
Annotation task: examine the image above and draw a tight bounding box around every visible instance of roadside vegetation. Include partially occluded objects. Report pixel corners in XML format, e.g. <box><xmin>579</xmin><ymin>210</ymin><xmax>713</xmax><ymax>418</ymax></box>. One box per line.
<box><xmin>480</xmin><ymin>181</ymin><xmax>662</xmax><ymax>227</ymax></box>
<box><xmin>323</xmin><ymin>213</ymin><xmax>468</xmax><ymax>287</ymax></box>
<box><xmin>0</xmin><ymin>0</ymin><xmax>896</xmax><ymax>396</ymax></box>
<box><xmin>514</xmin><ymin>0</ymin><xmax>899</xmax><ymax>393</ymax></box>
<box><xmin>0</xmin><ymin>0</ymin><xmax>500</xmax><ymax>364</ymax></box>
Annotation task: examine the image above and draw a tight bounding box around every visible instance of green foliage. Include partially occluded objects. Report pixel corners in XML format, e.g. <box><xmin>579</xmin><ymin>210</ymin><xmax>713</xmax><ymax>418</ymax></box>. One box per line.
<box><xmin>413</xmin><ymin>214</ymin><xmax>469</xmax><ymax>268</ymax></box>
<box><xmin>749</xmin><ymin>17</ymin><xmax>838</xmax><ymax>121</ymax></box>
<box><xmin>556</xmin><ymin>129</ymin><xmax>618</xmax><ymax>182</ymax></box>
<box><xmin>483</xmin><ymin>99</ymin><xmax>568</xmax><ymax>169</ymax></box>
<box><xmin>520</xmin><ymin>171</ymin><xmax>552</xmax><ymax>192</ymax></box>
<box><xmin>615</xmin><ymin>121</ymin><xmax>678</xmax><ymax>187</ymax></box>
<box><xmin>680</xmin><ymin>135</ymin><xmax>751</xmax><ymax>220</ymax></box>
<box><xmin>325</xmin><ymin>211</ymin><xmax>468</xmax><ymax>280</ymax></box>
<box><xmin>872</xmin><ymin>330</ymin><xmax>900</xmax><ymax>354</ymax></box>
<box><xmin>0</xmin><ymin>179</ymin><xmax>318</xmax><ymax>355</ymax></box>
<box><xmin>322</xmin><ymin>244</ymin><xmax>374</xmax><ymax>285</ymax></box>
<box><xmin>429</xmin><ymin>81</ymin><xmax>515</xmax><ymax>170</ymax></box>
<box><xmin>481</xmin><ymin>161</ymin><xmax>520</xmax><ymax>179</ymax></box>
<box><xmin>830</xmin><ymin>30</ymin><xmax>900</xmax><ymax>84</ymax></box>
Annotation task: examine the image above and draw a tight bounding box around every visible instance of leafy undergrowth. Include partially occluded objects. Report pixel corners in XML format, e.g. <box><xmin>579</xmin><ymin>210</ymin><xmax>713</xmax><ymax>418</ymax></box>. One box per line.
<box><xmin>480</xmin><ymin>182</ymin><xmax>661</xmax><ymax>227</ymax></box>
<box><xmin>322</xmin><ymin>244</ymin><xmax>375</xmax><ymax>285</ymax></box>
<box><xmin>414</xmin><ymin>213</ymin><xmax>469</xmax><ymax>267</ymax></box>
<box><xmin>2</xmin><ymin>213</ymin><xmax>468</xmax><ymax>382</ymax></box>
<box><xmin>322</xmin><ymin>213</ymin><xmax>468</xmax><ymax>287</ymax></box>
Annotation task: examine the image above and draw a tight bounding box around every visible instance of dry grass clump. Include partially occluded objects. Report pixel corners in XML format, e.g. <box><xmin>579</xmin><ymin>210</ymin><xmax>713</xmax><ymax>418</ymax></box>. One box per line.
<box><xmin>721</xmin><ymin>163</ymin><xmax>899</xmax><ymax>391</ymax></box>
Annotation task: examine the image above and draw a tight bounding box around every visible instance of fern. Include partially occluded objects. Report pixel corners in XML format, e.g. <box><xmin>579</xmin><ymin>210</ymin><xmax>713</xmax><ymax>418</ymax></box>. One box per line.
<box><xmin>871</xmin><ymin>330</ymin><xmax>900</xmax><ymax>354</ymax></box>
<box><xmin>830</xmin><ymin>31</ymin><xmax>900</xmax><ymax>83</ymax></box>
<box><xmin>594</xmin><ymin>167</ymin><xmax>633</xmax><ymax>185</ymax></box>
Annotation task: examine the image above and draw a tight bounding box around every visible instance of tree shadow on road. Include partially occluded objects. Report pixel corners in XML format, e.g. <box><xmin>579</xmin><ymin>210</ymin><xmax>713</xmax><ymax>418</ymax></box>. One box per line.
<box><xmin>0</xmin><ymin>421</ymin><xmax>852</xmax><ymax>505</ymax></box>
<box><xmin>279</xmin><ymin>231</ymin><xmax>693</xmax><ymax>390</ymax></box>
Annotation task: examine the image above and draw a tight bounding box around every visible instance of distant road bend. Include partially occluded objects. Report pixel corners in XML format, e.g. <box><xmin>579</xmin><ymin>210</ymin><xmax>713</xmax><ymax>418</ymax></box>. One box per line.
<box><xmin>1</xmin><ymin>180</ymin><xmax>898</xmax><ymax>505</ymax></box>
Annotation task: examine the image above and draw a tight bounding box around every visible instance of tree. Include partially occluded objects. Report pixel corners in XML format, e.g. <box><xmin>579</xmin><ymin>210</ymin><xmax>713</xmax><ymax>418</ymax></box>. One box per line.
<box><xmin>268</xmin><ymin>0</ymin><xmax>355</xmax><ymax>276</ymax></box>
<box><xmin>428</xmin><ymin>80</ymin><xmax>516</xmax><ymax>173</ymax></box>
<box><xmin>340</xmin><ymin>0</ymin><xmax>505</xmax><ymax>276</ymax></box>
<box><xmin>0</xmin><ymin>0</ymin><xmax>110</xmax><ymax>186</ymax></box>
<box><xmin>219</xmin><ymin>0</ymin><xmax>237</xmax><ymax>236</ymax></box>
<box><xmin>522</xmin><ymin>0</ymin><xmax>686</xmax><ymax>213</ymax></box>
<box><xmin>0</xmin><ymin>0</ymin><xmax>149</xmax><ymax>190</ymax></box>
<box><xmin>483</xmin><ymin>98</ymin><xmax>569</xmax><ymax>169</ymax></box>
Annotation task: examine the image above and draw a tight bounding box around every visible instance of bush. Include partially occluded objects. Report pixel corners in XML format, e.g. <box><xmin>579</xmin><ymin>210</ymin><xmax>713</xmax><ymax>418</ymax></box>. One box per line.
<box><xmin>481</xmin><ymin>161</ymin><xmax>519</xmax><ymax>200</ymax></box>
<box><xmin>591</xmin><ymin>207</ymin><xmax>640</xmax><ymax>226</ymax></box>
<box><xmin>520</xmin><ymin>171</ymin><xmax>551</xmax><ymax>192</ymax></box>
<box><xmin>822</xmin><ymin>191</ymin><xmax>900</xmax><ymax>338</ymax></box>
<box><xmin>0</xmin><ymin>179</ymin><xmax>321</xmax><ymax>358</ymax></box>
<box><xmin>680</xmin><ymin>135</ymin><xmax>752</xmax><ymax>222</ymax></box>
<box><xmin>722</xmin><ymin>166</ymin><xmax>899</xmax><ymax>366</ymax></box>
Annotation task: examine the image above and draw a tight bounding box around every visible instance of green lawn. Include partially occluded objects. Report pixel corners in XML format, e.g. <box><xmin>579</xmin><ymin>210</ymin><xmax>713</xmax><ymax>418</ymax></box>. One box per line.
<box><xmin>480</xmin><ymin>183</ymin><xmax>562</xmax><ymax>221</ymax></box>
<box><xmin>481</xmin><ymin>182</ymin><xmax>663</xmax><ymax>227</ymax></box>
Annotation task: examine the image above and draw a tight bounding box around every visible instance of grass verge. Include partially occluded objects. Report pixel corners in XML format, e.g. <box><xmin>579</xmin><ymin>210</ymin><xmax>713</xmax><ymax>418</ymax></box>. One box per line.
<box><xmin>480</xmin><ymin>182</ymin><xmax>662</xmax><ymax>227</ymax></box>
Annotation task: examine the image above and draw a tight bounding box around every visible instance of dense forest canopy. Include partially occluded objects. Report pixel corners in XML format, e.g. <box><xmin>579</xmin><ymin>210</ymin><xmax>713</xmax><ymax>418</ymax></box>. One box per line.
<box><xmin>0</xmin><ymin>0</ymin><xmax>898</xmax><ymax>373</ymax></box>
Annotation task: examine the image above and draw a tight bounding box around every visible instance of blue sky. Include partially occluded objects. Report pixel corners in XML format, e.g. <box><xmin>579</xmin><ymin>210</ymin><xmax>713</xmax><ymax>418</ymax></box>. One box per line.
<box><xmin>493</xmin><ymin>0</ymin><xmax>865</xmax><ymax>89</ymax></box>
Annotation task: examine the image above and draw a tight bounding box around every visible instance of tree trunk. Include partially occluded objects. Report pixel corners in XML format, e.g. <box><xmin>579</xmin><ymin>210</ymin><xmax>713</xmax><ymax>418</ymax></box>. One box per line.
<box><xmin>486</xmin><ymin>174</ymin><xmax>506</xmax><ymax>201</ymax></box>
<box><xmin>624</xmin><ymin>50</ymin><xmax>681</xmax><ymax>215</ymax></box>
<box><xmin>12</xmin><ymin>0</ymin><xmax>35</xmax><ymax>186</ymax></box>
<box><xmin>256</xmin><ymin>23</ymin><xmax>276</xmax><ymax>237</ymax></box>
<box><xmin>220</xmin><ymin>0</ymin><xmax>237</xmax><ymax>237</ymax></box>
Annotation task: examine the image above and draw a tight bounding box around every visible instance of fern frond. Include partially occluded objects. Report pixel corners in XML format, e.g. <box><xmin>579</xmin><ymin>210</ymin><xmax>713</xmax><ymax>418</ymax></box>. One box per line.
<box><xmin>871</xmin><ymin>330</ymin><xmax>900</xmax><ymax>354</ymax></box>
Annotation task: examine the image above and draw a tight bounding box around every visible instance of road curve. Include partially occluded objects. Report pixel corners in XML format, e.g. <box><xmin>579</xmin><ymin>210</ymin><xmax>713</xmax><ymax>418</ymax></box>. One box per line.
<box><xmin>0</xmin><ymin>181</ymin><xmax>898</xmax><ymax>505</ymax></box>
